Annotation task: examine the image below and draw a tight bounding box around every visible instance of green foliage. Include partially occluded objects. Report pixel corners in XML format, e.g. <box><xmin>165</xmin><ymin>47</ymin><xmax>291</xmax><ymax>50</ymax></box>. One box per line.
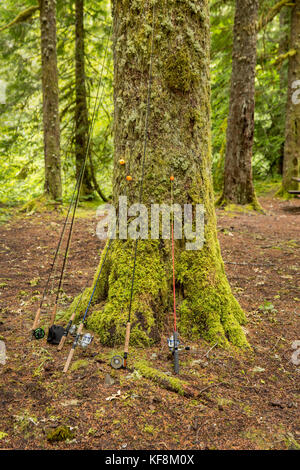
<box><xmin>211</xmin><ymin>0</ymin><xmax>288</xmax><ymax>189</ymax></box>
<box><xmin>0</xmin><ymin>0</ymin><xmax>113</xmax><ymax>206</ymax></box>
<box><xmin>0</xmin><ymin>0</ymin><xmax>292</xmax><ymax>201</ymax></box>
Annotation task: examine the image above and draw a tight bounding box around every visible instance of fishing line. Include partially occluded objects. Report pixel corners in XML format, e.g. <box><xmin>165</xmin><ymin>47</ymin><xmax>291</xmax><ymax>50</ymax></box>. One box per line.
<box><xmin>115</xmin><ymin>3</ymin><xmax>156</xmax><ymax>369</ymax></box>
<box><xmin>63</xmin><ymin>237</ymin><xmax>113</xmax><ymax>372</ymax></box>
<box><xmin>31</xmin><ymin>159</ymin><xmax>84</xmax><ymax>338</ymax></box>
<box><xmin>48</xmin><ymin>24</ymin><xmax>112</xmax><ymax>328</ymax></box>
<box><xmin>169</xmin><ymin>175</ymin><xmax>179</xmax><ymax>374</ymax></box>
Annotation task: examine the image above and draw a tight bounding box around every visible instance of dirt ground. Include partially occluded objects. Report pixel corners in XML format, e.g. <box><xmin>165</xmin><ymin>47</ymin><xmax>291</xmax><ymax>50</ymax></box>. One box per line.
<box><xmin>0</xmin><ymin>196</ymin><xmax>299</xmax><ymax>450</ymax></box>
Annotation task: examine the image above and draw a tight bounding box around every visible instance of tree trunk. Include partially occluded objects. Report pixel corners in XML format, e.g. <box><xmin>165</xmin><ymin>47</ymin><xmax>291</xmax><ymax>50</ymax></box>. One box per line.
<box><xmin>281</xmin><ymin>0</ymin><xmax>300</xmax><ymax>194</ymax></box>
<box><xmin>277</xmin><ymin>7</ymin><xmax>290</xmax><ymax>175</ymax></box>
<box><xmin>218</xmin><ymin>0</ymin><xmax>260</xmax><ymax>208</ymax></box>
<box><xmin>75</xmin><ymin>0</ymin><xmax>94</xmax><ymax>198</ymax></box>
<box><xmin>40</xmin><ymin>0</ymin><xmax>62</xmax><ymax>200</ymax></box>
<box><xmin>66</xmin><ymin>0</ymin><xmax>248</xmax><ymax>349</ymax></box>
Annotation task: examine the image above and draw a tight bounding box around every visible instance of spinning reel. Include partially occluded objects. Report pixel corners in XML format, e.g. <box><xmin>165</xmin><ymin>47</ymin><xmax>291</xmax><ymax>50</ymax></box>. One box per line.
<box><xmin>79</xmin><ymin>333</ymin><xmax>93</xmax><ymax>348</ymax></box>
<box><xmin>167</xmin><ymin>334</ymin><xmax>180</xmax><ymax>352</ymax></box>
<box><xmin>167</xmin><ymin>335</ymin><xmax>190</xmax><ymax>353</ymax></box>
<box><xmin>66</xmin><ymin>324</ymin><xmax>94</xmax><ymax>348</ymax></box>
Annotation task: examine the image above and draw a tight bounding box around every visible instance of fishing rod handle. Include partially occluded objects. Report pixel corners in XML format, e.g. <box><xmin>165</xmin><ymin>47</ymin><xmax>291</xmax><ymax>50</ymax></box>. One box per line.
<box><xmin>32</xmin><ymin>307</ymin><xmax>41</xmax><ymax>331</ymax></box>
<box><xmin>124</xmin><ymin>322</ymin><xmax>131</xmax><ymax>354</ymax></box>
<box><xmin>57</xmin><ymin>334</ymin><xmax>66</xmax><ymax>351</ymax></box>
<box><xmin>63</xmin><ymin>348</ymin><xmax>75</xmax><ymax>373</ymax></box>
<box><xmin>63</xmin><ymin>323</ymin><xmax>84</xmax><ymax>373</ymax></box>
<box><xmin>50</xmin><ymin>304</ymin><xmax>57</xmax><ymax>326</ymax></box>
<box><xmin>57</xmin><ymin>317</ymin><xmax>73</xmax><ymax>351</ymax></box>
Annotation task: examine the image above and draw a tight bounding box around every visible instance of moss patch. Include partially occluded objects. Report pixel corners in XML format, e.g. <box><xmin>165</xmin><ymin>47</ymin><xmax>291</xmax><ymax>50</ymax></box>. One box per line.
<box><xmin>135</xmin><ymin>359</ymin><xmax>186</xmax><ymax>395</ymax></box>
<box><xmin>46</xmin><ymin>425</ymin><xmax>74</xmax><ymax>443</ymax></box>
<box><xmin>70</xmin><ymin>359</ymin><xmax>89</xmax><ymax>372</ymax></box>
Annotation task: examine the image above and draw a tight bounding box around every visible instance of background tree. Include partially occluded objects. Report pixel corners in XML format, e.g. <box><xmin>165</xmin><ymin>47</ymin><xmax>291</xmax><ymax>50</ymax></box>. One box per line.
<box><xmin>67</xmin><ymin>0</ymin><xmax>249</xmax><ymax>349</ymax></box>
<box><xmin>0</xmin><ymin>0</ymin><xmax>112</xmax><ymax>206</ymax></box>
<box><xmin>39</xmin><ymin>0</ymin><xmax>62</xmax><ymax>200</ymax></box>
<box><xmin>280</xmin><ymin>0</ymin><xmax>300</xmax><ymax>195</ymax></box>
<box><xmin>218</xmin><ymin>0</ymin><xmax>260</xmax><ymax>209</ymax></box>
<box><xmin>74</xmin><ymin>0</ymin><xmax>94</xmax><ymax>198</ymax></box>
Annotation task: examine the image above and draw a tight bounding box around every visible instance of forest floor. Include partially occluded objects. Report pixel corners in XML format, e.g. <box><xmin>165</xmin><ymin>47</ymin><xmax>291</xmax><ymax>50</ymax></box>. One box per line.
<box><xmin>0</xmin><ymin>194</ymin><xmax>299</xmax><ymax>450</ymax></box>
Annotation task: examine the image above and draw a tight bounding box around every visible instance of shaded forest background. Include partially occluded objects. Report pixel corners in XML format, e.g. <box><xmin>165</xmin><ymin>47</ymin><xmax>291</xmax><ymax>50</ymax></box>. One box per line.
<box><xmin>0</xmin><ymin>0</ymin><xmax>294</xmax><ymax>212</ymax></box>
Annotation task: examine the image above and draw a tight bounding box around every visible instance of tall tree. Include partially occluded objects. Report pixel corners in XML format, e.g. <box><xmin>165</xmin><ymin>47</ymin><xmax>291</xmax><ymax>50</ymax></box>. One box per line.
<box><xmin>67</xmin><ymin>0</ymin><xmax>249</xmax><ymax>349</ymax></box>
<box><xmin>281</xmin><ymin>0</ymin><xmax>300</xmax><ymax>194</ymax></box>
<box><xmin>40</xmin><ymin>0</ymin><xmax>62</xmax><ymax>200</ymax></box>
<box><xmin>74</xmin><ymin>0</ymin><xmax>94</xmax><ymax>198</ymax></box>
<box><xmin>218</xmin><ymin>0</ymin><xmax>260</xmax><ymax>209</ymax></box>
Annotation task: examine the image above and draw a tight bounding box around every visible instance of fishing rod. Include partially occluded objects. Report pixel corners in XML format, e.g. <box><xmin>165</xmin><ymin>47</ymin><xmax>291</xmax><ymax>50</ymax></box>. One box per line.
<box><xmin>47</xmin><ymin>25</ymin><xmax>112</xmax><ymax>338</ymax></box>
<box><xmin>57</xmin><ymin>273</ymin><xmax>91</xmax><ymax>351</ymax></box>
<box><xmin>111</xmin><ymin>4</ymin><xmax>156</xmax><ymax>370</ymax></box>
<box><xmin>167</xmin><ymin>175</ymin><xmax>179</xmax><ymax>374</ymax></box>
<box><xmin>31</xmin><ymin>165</ymin><xmax>84</xmax><ymax>340</ymax></box>
<box><xmin>63</xmin><ymin>238</ymin><xmax>113</xmax><ymax>373</ymax></box>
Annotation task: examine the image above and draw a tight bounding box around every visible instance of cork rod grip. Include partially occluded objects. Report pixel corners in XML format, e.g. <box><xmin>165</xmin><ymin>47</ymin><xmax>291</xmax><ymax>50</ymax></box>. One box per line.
<box><xmin>32</xmin><ymin>307</ymin><xmax>41</xmax><ymax>331</ymax></box>
<box><xmin>57</xmin><ymin>334</ymin><xmax>66</xmax><ymax>351</ymax></box>
<box><xmin>63</xmin><ymin>348</ymin><xmax>75</xmax><ymax>373</ymax></box>
<box><xmin>124</xmin><ymin>322</ymin><xmax>131</xmax><ymax>354</ymax></box>
<box><xmin>63</xmin><ymin>324</ymin><xmax>84</xmax><ymax>373</ymax></box>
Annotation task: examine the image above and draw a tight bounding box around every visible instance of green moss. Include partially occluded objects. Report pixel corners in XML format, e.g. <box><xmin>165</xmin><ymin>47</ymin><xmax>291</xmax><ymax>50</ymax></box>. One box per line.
<box><xmin>164</xmin><ymin>47</ymin><xmax>197</xmax><ymax>93</ymax></box>
<box><xmin>216</xmin><ymin>196</ymin><xmax>264</xmax><ymax>214</ymax></box>
<box><xmin>144</xmin><ymin>424</ymin><xmax>156</xmax><ymax>435</ymax></box>
<box><xmin>46</xmin><ymin>425</ymin><xmax>74</xmax><ymax>443</ymax></box>
<box><xmin>0</xmin><ymin>432</ymin><xmax>8</xmax><ymax>440</ymax></box>
<box><xmin>86</xmin><ymin>239</ymin><xmax>168</xmax><ymax>346</ymax></box>
<box><xmin>177</xmin><ymin>239</ymin><xmax>249</xmax><ymax>349</ymax></box>
<box><xmin>70</xmin><ymin>359</ymin><xmax>89</xmax><ymax>372</ymax></box>
<box><xmin>135</xmin><ymin>359</ymin><xmax>186</xmax><ymax>395</ymax></box>
<box><xmin>275</xmin><ymin>186</ymin><xmax>295</xmax><ymax>200</ymax></box>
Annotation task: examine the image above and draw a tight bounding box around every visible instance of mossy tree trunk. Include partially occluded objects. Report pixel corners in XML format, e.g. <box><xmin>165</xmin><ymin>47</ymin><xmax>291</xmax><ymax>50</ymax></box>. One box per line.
<box><xmin>281</xmin><ymin>0</ymin><xmax>300</xmax><ymax>194</ymax></box>
<box><xmin>75</xmin><ymin>0</ymin><xmax>94</xmax><ymax>198</ymax></box>
<box><xmin>218</xmin><ymin>0</ymin><xmax>259</xmax><ymax>208</ymax></box>
<box><xmin>68</xmin><ymin>0</ymin><xmax>248</xmax><ymax>349</ymax></box>
<box><xmin>40</xmin><ymin>0</ymin><xmax>62</xmax><ymax>201</ymax></box>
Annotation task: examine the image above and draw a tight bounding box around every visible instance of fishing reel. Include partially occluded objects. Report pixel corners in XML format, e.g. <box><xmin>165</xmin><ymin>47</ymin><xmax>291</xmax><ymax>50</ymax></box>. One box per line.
<box><xmin>79</xmin><ymin>333</ymin><xmax>93</xmax><ymax>349</ymax></box>
<box><xmin>68</xmin><ymin>324</ymin><xmax>77</xmax><ymax>337</ymax></box>
<box><xmin>167</xmin><ymin>334</ymin><xmax>180</xmax><ymax>352</ymax></box>
<box><xmin>167</xmin><ymin>335</ymin><xmax>190</xmax><ymax>353</ymax></box>
<box><xmin>110</xmin><ymin>355</ymin><xmax>124</xmax><ymax>369</ymax></box>
<box><xmin>32</xmin><ymin>328</ymin><xmax>45</xmax><ymax>340</ymax></box>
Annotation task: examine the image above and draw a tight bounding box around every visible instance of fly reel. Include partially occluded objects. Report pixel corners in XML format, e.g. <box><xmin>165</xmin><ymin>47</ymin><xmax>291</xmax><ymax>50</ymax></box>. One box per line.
<box><xmin>32</xmin><ymin>328</ymin><xmax>45</xmax><ymax>340</ymax></box>
<box><xmin>110</xmin><ymin>355</ymin><xmax>124</xmax><ymax>369</ymax></box>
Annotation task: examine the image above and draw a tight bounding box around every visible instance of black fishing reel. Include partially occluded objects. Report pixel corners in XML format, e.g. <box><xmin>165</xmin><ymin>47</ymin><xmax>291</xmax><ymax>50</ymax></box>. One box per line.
<box><xmin>32</xmin><ymin>328</ymin><xmax>45</xmax><ymax>340</ymax></box>
<box><xmin>110</xmin><ymin>355</ymin><xmax>124</xmax><ymax>369</ymax></box>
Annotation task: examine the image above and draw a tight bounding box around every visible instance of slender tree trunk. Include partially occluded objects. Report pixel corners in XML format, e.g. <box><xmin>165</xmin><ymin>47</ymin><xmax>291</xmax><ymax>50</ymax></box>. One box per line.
<box><xmin>40</xmin><ymin>0</ymin><xmax>62</xmax><ymax>200</ymax></box>
<box><xmin>75</xmin><ymin>0</ymin><xmax>94</xmax><ymax>198</ymax></box>
<box><xmin>281</xmin><ymin>0</ymin><xmax>300</xmax><ymax>194</ymax></box>
<box><xmin>218</xmin><ymin>0</ymin><xmax>260</xmax><ymax>208</ymax></box>
<box><xmin>66</xmin><ymin>0</ymin><xmax>248</xmax><ymax>349</ymax></box>
<box><xmin>277</xmin><ymin>7</ymin><xmax>290</xmax><ymax>175</ymax></box>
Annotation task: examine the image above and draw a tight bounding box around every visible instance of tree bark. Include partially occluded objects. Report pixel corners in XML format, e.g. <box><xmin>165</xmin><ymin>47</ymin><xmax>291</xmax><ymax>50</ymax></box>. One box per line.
<box><xmin>75</xmin><ymin>0</ymin><xmax>94</xmax><ymax>198</ymax></box>
<box><xmin>281</xmin><ymin>0</ymin><xmax>300</xmax><ymax>194</ymax></box>
<box><xmin>40</xmin><ymin>0</ymin><xmax>62</xmax><ymax>200</ymax></box>
<box><xmin>66</xmin><ymin>0</ymin><xmax>248</xmax><ymax>349</ymax></box>
<box><xmin>218</xmin><ymin>0</ymin><xmax>260</xmax><ymax>208</ymax></box>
